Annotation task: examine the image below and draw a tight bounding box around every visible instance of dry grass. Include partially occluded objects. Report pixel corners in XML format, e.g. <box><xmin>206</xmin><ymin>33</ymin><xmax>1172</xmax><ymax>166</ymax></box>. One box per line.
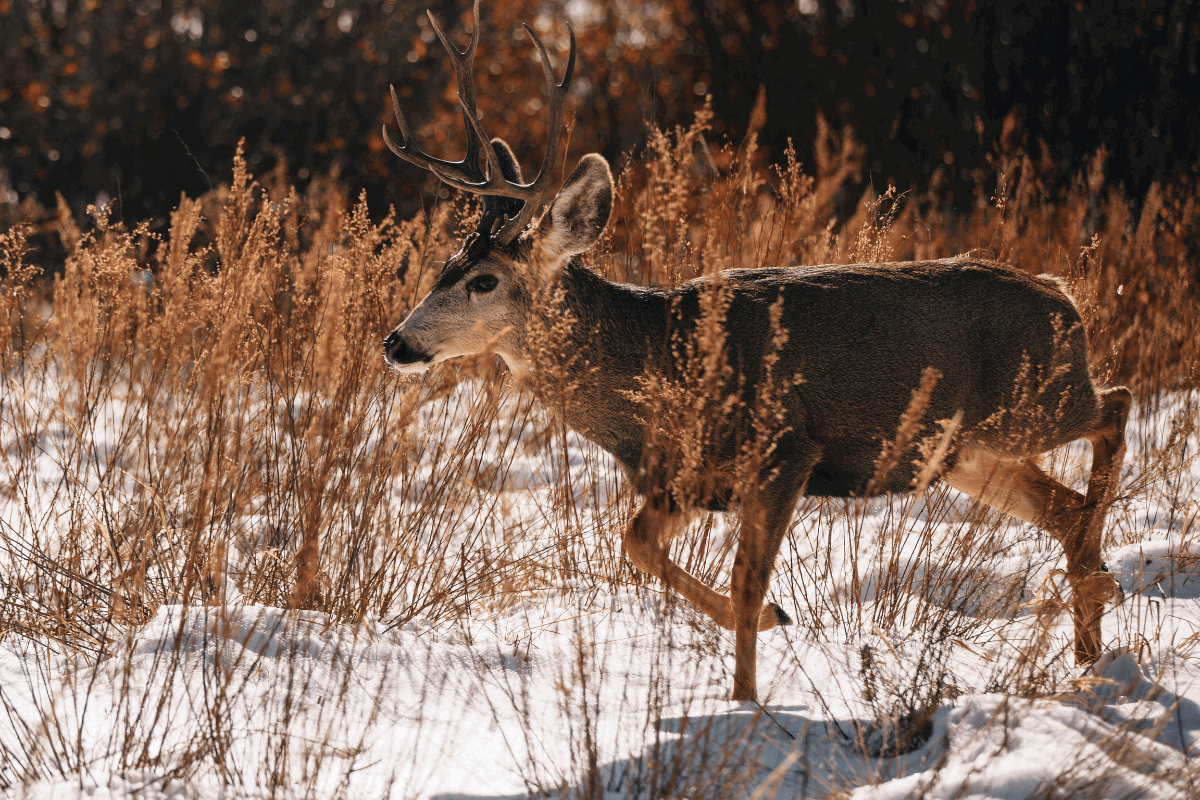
<box><xmin>1</xmin><ymin>111</ymin><xmax>1198</xmax><ymax>797</ymax></box>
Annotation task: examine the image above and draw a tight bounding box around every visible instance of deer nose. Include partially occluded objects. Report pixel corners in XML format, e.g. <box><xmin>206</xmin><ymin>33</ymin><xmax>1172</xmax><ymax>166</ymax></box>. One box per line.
<box><xmin>383</xmin><ymin>330</ymin><xmax>406</xmax><ymax>363</ymax></box>
<box><xmin>382</xmin><ymin>330</ymin><xmax>402</xmax><ymax>364</ymax></box>
<box><xmin>383</xmin><ymin>329</ymin><xmax>433</xmax><ymax>369</ymax></box>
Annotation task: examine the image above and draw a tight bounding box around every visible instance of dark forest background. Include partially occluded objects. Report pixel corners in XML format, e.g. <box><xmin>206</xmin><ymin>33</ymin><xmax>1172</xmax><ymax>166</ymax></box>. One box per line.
<box><xmin>2</xmin><ymin>0</ymin><xmax>1198</xmax><ymax>229</ymax></box>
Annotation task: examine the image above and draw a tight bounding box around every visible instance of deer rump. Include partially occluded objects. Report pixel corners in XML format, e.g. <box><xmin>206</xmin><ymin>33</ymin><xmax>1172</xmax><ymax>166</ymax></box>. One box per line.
<box><xmin>559</xmin><ymin>258</ymin><xmax>1101</xmax><ymax>503</ymax></box>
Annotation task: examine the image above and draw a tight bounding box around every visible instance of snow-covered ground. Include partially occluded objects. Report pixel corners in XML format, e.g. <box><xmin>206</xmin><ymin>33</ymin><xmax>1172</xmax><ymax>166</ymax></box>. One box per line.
<box><xmin>1</xmin><ymin>386</ymin><xmax>1198</xmax><ymax>798</ymax></box>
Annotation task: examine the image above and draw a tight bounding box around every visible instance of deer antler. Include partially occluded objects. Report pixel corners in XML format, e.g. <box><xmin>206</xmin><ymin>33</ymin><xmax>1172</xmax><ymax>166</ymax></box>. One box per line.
<box><xmin>383</xmin><ymin>0</ymin><xmax>485</xmax><ymax>185</ymax></box>
<box><xmin>384</xmin><ymin>0</ymin><xmax>576</xmax><ymax>245</ymax></box>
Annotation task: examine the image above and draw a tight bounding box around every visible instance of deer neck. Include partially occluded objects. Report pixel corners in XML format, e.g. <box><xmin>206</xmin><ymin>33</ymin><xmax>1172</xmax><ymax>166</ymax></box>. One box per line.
<box><xmin>519</xmin><ymin>261</ymin><xmax>671</xmax><ymax>474</ymax></box>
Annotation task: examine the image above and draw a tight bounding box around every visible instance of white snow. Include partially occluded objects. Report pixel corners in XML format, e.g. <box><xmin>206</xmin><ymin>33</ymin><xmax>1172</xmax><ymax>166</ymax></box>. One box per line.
<box><xmin>1</xmin><ymin>387</ymin><xmax>1198</xmax><ymax>798</ymax></box>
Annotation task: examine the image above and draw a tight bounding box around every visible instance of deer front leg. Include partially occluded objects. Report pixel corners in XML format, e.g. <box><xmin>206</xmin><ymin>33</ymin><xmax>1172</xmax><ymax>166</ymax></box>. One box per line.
<box><xmin>729</xmin><ymin>474</ymin><xmax>811</xmax><ymax>702</ymax></box>
<box><xmin>622</xmin><ymin>498</ymin><xmax>787</xmax><ymax>631</ymax></box>
<box><xmin>729</xmin><ymin>501</ymin><xmax>796</xmax><ymax>700</ymax></box>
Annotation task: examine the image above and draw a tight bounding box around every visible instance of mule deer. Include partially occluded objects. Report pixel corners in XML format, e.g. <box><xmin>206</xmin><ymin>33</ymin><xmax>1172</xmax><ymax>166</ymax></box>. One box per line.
<box><xmin>381</xmin><ymin>1</ymin><xmax>1131</xmax><ymax>702</ymax></box>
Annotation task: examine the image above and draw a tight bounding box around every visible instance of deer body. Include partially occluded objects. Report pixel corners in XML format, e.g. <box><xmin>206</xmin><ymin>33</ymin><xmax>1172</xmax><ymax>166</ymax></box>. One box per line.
<box><xmin>381</xmin><ymin>1</ymin><xmax>1130</xmax><ymax>701</ymax></box>
<box><xmin>540</xmin><ymin>259</ymin><xmax>1104</xmax><ymax>499</ymax></box>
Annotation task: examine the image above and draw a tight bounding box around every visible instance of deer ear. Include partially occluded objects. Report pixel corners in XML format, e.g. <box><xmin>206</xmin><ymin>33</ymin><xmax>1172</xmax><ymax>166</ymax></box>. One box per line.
<box><xmin>484</xmin><ymin>139</ymin><xmax>525</xmax><ymax>221</ymax></box>
<box><xmin>537</xmin><ymin>154</ymin><xmax>613</xmax><ymax>262</ymax></box>
<box><xmin>488</xmin><ymin>138</ymin><xmax>524</xmax><ymax>183</ymax></box>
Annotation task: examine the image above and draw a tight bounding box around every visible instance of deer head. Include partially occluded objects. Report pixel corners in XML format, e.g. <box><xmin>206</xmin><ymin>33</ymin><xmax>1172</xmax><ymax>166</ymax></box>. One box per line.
<box><xmin>382</xmin><ymin>0</ymin><xmax>613</xmax><ymax>377</ymax></box>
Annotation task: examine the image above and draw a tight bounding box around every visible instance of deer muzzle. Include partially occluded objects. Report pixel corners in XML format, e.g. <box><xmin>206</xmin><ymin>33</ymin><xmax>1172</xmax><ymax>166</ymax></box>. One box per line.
<box><xmin>383</xmin><ymin>329</ymin><xmax>434</xmax><ymax>373</ymax></box>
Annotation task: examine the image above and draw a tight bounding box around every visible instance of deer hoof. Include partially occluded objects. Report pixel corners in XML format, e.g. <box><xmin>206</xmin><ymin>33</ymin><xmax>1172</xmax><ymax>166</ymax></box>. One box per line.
<box><xmin>758</xmin><ymin>602</ymin><xmax>792</xmax><ymax>630</ymax></box>
<box><xmin>1079</xmin><ymin>570</ymin><xmax>1121</xmax><ymax>605</ymax></box>
<box><xmin>1100</xmin><ymin>563</ymin><xmax>1125</xmax><ymax>605</ymax></box>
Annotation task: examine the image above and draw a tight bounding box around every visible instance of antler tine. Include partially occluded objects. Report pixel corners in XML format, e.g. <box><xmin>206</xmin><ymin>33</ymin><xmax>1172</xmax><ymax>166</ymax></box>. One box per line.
<box><xmin>382</xmin><ymin>85</ymin><xmax>419</xmax><ymax>163</ymax></box>
<box><xmin>493</xmin><ymin>23</ymin><xmax>576</xmax><ymax>243</ymax></box>
<box><xmin>426</xmin><ymin>0</ymin><xmax>482</xmax><ymax>176</ymax></box>
<box><xmin>382</xmin><ymin>0</ymin><xmax>486</xmax><ymax>185</ymax></box>
<box><xmin>431</xmin><ymin>22</ymin><xmax>577</xmax><ymax>244</ymax></box>
<box><xmin>432</xmin><ymin>94</ymin><xmax>517</xmax><ymax>193</ymax></box>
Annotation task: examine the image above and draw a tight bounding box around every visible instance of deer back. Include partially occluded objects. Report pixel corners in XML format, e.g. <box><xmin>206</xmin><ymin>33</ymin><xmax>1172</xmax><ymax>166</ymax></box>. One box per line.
<box><xmin>542</xmin><ymin>258</ymin><xmax>1101</xmax><ymax>500</ymax></box>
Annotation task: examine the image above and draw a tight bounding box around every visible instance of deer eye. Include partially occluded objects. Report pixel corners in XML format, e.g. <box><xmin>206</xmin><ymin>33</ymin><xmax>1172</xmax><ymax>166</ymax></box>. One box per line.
<box><xmin>468</xmin><ymin>274</ymin><xmax>498</xmax><ymax>294</ymax></box>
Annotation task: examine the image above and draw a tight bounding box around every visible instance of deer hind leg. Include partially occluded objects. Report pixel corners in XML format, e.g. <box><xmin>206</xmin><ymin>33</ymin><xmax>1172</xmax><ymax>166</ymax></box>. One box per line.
<box><xmin>623</xmin><ymin>498</ymin><xmax>790</xmax><ymax>635</ymax></box>
<box><xmin>942</xmin><ymin>449</ymin><xmax>1093</xmax><ymax>651</ymax></box>
<box><xmin>943</xmin><ymin>387</ymin><xmax>1131</xmax><ymax>664</ymax></box>
<box><xmin>1069</xmin><ymin>387</ymin><xmax>1132</xmax><ymax>660</ymax></box>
